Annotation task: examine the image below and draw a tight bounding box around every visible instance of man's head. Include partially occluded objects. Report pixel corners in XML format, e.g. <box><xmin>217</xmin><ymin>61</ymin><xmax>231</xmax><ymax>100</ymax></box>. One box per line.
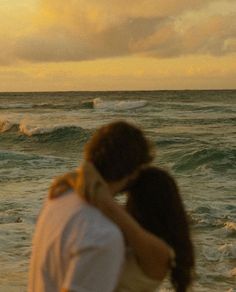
<box><xmin>84</xmin><ymin>120</ymin><xmax>153</xmax><ymax>191</ymax></box>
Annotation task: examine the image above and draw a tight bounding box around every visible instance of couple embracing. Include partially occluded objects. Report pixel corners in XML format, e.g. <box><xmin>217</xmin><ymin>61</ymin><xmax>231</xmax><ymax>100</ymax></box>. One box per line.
<box><xmin>28</xmin><ymin>121</ymin><xmax>194</xmax><ymax>292</ymax></box>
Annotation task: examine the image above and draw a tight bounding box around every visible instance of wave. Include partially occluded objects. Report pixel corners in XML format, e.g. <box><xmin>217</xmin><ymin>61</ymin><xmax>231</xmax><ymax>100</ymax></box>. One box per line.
<box><xmin>0</xmin><ymin>98</ymin><xmax>148</xmax><ymax>111</ymax></box>
<box><xmin>156</xmin><ymin>136</ymin><xmax>193</xmax><ymax>147</ymax></box>
<box><xmin>170</xmin><ymin>146</ymin><xmax>236</xmax><ymax>173</ymax></box>
<box><xmin>0</xmin><ymin>119</ymin><xmax>17</xmax><ymax>132</ymax></box>
<box><xmin>224</xmin><ymin>221</ymin><xmax>236</xmax><ymax>231</ymax></box>
<box><xmin>0</xmin><ymin>103</ymin><xmax>71</xmax><ymax>110</ymax></box>
<box><xmin>18</xmin><ymin>122</ymin><xmax>79</xmax><ymax>136</ymax></box>
<box><xmin>0</xmin><ymin>98</ymin><xmax>147</xmax><ymax>111</ymax></box>
<box><xmin>0</xmin><ymin>150</ymin><xmax>71</xmax><ymax>185</ymax></box>
<box><xmin>0</xmin><ymin>103</ymin><xmax>33</xmax><ymax>109</ymax></box>
<box><xmin>0</xmin><ymin>150</ymin><xmax>65</xmax><ymax>168</ymax></box>
<box><xmin>93</xmin><ymin>98</ymin><xmax>147</xmax><ymax>110</ymax></box>
<box><xmin>81</xmin><ymin>101</ymin><xmax>94</xmax><ymax>109</ymax></box>
<box><xmin>218</xmin><ymin>243</ymin><xmax>236</xmax><ymax>259</ymax></box>
<box><xmin>29</xmin><ymin>126</ymin><xmax>92</xmax><ymax>146</ymax></box>
<box><xmin>0</xmin><ymin>117</ymin><xmax>91</xmax><ymax>136</ymax></box>
<box><xmin>0</xmin><ymin>119</ymin><xmax>92</xmax><ymax>153</ymax></box>
<box><xmin>0</xmin><ymin>101</ymin><xmax>93</xmax><ymax>110</ymax></box>
<box><xmin>203</xmin><ymin>242</ymin><xmax>236</xmax><ymax>262</ymax></box>
<box><xmin>223</xmin><ymin>222</ymin><xmax>236</xmax><ymax>236</ymax></box>
<box><xmin>228</xmin><ymin>267</ymin><xmax>236</xmax><ymax>277</ymax></box>
<box><xmin>189</xmin><ymin>206</ymin><xmax>224</xmax><ymax>229</ymax></box>
<box><xmin>203</xmin><ymin>247</ymin><xmax>222</xmax><ymax>262</ymax></box>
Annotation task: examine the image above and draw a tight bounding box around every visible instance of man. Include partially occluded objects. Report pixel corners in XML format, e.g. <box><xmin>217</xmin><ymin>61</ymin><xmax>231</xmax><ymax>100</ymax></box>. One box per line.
<box><xmin>28</xmin><ymin>121</ymin><xmax>153</xmax><ymax>292</ymax></box>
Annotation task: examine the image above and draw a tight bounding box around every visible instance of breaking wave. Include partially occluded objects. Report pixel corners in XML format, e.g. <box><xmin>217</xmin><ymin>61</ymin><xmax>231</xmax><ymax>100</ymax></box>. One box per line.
<box><xmin>0</xmin><ymin>98</ymin><xmax>147</xmax><ymax>111</ymax></box>
<box><xmin>0</xmin><ymin>118</ymin><xmax>92</xmax><ymax>151</ymax></box>
<box><xmin>93</xmin><ymin>98</ymin><xmax>147</xmax><ymax>110</ymax></box>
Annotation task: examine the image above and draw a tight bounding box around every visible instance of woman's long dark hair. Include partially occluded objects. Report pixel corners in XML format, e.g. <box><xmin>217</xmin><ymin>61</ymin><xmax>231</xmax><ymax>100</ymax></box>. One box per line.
<box><xmin>127</xmin><ymin>167</ymin><xmax>194</xmax><ymax>292</ymax></box>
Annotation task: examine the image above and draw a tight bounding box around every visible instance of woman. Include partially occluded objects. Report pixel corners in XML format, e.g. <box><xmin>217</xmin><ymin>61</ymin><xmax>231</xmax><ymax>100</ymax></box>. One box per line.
<box><xmin>79</xmin><ymin>163</ymin><xmax>195</xmax><ymax>292</ymax></box>
<box><xmin>125</xmin><ymin>167</ymin><xmax>195</xmax><ymax>292</ymax></box>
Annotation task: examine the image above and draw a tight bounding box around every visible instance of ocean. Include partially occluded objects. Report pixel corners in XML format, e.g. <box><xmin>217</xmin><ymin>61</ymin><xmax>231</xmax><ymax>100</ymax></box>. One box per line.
<box><xmin>0</xmin><ymin>90</ymin><xmax>235</xmax><ymax>291</ymax></box>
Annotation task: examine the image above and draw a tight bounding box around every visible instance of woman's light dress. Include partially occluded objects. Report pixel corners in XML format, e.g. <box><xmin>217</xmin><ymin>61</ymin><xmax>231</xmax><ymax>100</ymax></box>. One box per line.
<box><xmin>116</xmin><ymin>247</ymin><xmax>176</xmax><ymax>292</ymax></box>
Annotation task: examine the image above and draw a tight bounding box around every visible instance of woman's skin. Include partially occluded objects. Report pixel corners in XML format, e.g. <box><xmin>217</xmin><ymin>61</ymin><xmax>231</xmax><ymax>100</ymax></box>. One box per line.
<box><xmin>79</xmin><ymin>162</ymin><xmax>172</xmax><ymax>281</ymax></box>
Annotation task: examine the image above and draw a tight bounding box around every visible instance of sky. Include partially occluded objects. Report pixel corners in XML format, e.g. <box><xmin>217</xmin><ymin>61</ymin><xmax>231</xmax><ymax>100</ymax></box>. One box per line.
<box><xmin>0</xmin><ymin>0</ymin><xmax>236</xmax><ymax>91</ymax></box>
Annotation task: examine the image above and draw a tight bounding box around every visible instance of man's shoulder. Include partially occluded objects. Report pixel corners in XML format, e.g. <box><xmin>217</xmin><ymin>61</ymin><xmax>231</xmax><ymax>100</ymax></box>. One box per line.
<box><xmin>65</xmin><ymin>202</ymin><xmax>124</xmax><ymax>253</ymax></box>
<box><xmin>80</xmin><ymin>203</ymin><xmax>123</xmax><ymax>241</ymax></box>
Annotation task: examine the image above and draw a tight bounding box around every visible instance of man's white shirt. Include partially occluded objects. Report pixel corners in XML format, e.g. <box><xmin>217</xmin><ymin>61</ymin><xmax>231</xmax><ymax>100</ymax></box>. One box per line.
<box><xmin>28</xmin><ymin>190</ymin><xmax>125</xmax><ymax>292</ymax></box>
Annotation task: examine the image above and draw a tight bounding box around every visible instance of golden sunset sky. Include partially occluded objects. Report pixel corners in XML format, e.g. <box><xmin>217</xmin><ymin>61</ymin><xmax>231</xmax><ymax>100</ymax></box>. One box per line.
<box><xmin>1</xmin><ymin>0</ymin><xmax>236</xmax><ymax>91</ymax></box>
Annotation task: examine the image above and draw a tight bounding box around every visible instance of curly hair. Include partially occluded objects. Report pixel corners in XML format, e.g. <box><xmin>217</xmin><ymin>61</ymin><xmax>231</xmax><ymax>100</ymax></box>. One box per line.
<box><xmin>84</xmin><ymin>120</ymin><xmax>153</xmax><ymax>181</ymax></box>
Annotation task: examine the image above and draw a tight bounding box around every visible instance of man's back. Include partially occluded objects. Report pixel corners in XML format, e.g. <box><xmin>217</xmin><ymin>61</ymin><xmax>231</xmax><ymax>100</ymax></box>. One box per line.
<box><xmin>28</xmin><ymin>191</ymin><xmax>124</xmax><ymax>292</ymax></box>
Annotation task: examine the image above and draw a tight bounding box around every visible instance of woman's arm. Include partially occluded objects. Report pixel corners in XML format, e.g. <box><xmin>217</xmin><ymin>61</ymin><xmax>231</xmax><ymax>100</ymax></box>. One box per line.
<box><xmin>78</xmin><ymin>162</ymin><xmax>171</xmax><ymax>281</ymax></box>
<box><xmin>98</xmin><ymin>196</ymin><xmax>170</xmax><ymax>280</ymax></box>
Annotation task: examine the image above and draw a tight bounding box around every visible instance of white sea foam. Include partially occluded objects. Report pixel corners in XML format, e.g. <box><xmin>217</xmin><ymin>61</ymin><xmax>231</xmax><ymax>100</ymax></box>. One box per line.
<box><xmin>93</xmin><ymin>98</ymin><xmax>147</xmax><ymax>110</ymax></box>
<box><xmin>19</xmin><ymin>121</ymin><xmax>77</xmax><ymax>136</ymax></box>
<box><xmin>218</xmin><ymin>243</ymin><xmax>236</xmax><ymax>259</ymax></box>
<box><xmin>19</xmin><ymin>122</ymin><xmax>47</xmax><ymax>136</ymax></box>
<box><xmin>0</xmin><ymin>119</ymin><xmax>15</xmax><ymax>132</ymax></box>
<box><xmin>228</xmin><ymin>267</ymin><xmax>236</xmax><ymax>277</ymax></box>
<box><xmin>221</xmin><ymin>221</ymin><xmax>236</xmax><ymax>237</ymax></box>
<box><xmin>0</xmin><ymin>113</ymin><xmax>93</xmax><ymax>136</ymax></box>
<box><xmin>18</xmin><ymin>119</ymin><xmax>54</xmax><ymax>136</ymax></box>
<box><xmin>223</xmin><ymin>221</ymin><xmax>236</xmax><ymax>236</ymax></box>
<box><xmin>0</xmin><ymin>114</ymin><xmax>24</xmax><ymax>132</ymax></box>
<box><xmin>17</xmin><ymin>113</ymin><xmax>79</xmax><ymax>136</ymax></box>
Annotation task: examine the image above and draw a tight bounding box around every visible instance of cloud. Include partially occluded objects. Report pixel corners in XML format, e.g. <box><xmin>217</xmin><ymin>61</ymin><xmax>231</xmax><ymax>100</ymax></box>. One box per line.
<box><xmin>181</xmin><ymin>14</ymin><xmax>236</xmax><ymax>56</ymax></box>
<box><xmin>0</xmin><ymin>1</ymin><xmax>35</xmax><ymax>65</ymax></box>
<box><xmin>0</xmin><ymin>39</ymin><xmax>15</xmax><ymax>66</ymax></box>
<box><xmin>137</xmin><ymin>14</ymin><xmax>236</xmax><ymax>58</ymax></box>
<box><xmin>5</xmin><ymin>0</ymin><xmax>236</xmax><ymax>63</ymax></box>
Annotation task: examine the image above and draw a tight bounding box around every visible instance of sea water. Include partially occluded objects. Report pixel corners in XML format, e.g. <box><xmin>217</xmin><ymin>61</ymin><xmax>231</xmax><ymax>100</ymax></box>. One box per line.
<box><xmin>0</xmin><ymin>90</ymin><xmax>235</xmax><ymax>291</ymax></box>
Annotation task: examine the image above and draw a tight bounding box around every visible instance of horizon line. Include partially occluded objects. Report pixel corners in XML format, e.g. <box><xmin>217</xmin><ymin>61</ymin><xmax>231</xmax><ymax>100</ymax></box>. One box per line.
<box><xmin>0</xmin><ymin>88</ymin><xmax>236</xmax><ymax>94</ymax></box>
